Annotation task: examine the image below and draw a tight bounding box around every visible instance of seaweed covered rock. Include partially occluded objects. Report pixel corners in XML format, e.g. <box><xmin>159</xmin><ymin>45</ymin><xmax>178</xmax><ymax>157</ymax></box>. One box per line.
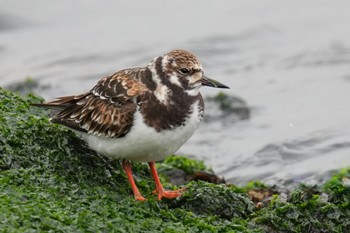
<box><xmin>5</xmin><ymin>77</ymin><xmax>50</xmax><ymax>97</ymax></box>
<box><xmin>1</xmin><ymin>87</ymin><xmax>350</xmax><ymax>233</ymax></box>
<box><xmin>157</xmin><ymin>155</ymin><xmax>225</xmax><ymax>185</ymax></box>
<box><xmin>253</xmin><ymin>178</ymin><xmax>350</xmax><ymax>233</ymax></box>
<box><xmin>169</xmin><ymin>181</ymin><xmax>254</xmax><ymax>219</ymax></box>
<box><xmin>205</xmin><ymin>92</ymin><xmax>250</xmax><ymax>122</ymax></box>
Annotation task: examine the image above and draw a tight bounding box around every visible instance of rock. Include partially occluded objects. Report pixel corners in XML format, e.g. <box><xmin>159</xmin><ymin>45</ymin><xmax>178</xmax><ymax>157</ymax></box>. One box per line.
<box><xmin>205</xmin><ymin>92</ymin><xmax>250</xmax><ymax>122</ymax></box>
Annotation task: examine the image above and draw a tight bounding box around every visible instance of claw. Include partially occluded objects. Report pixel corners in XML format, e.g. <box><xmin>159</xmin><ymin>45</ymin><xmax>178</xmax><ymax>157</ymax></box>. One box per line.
<box><xmin>155</xmin><ymin>189</ymin><xmax>184</xmax><ymax>200</ymax></box>
<box><xmin>134</xmin><ymin>194</ymin><xmax>147</xmax><ymax>202</ymax></box>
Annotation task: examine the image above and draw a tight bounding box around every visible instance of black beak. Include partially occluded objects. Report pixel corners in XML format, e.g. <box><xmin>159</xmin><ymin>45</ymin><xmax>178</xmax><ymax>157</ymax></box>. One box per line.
<box><xmin>201</xmin><ymin>76</ymin><xmax>230</xmax><ymax>89</ymax></box>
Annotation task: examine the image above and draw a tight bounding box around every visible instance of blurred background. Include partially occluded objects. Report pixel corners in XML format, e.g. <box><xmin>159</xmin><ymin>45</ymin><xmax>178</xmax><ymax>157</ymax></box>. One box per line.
<box><xmin>1</xmin><ymin>0</ymin><xmax>350</xmax><ymax>185</ymax></box>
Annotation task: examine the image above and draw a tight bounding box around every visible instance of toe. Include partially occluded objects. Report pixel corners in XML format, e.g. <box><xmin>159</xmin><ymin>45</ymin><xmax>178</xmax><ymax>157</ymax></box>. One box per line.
<box><xmin>134</xmin><ymin>194</ymin><xmax>146</xmax><ymax>201</ymax></box>
<box><xmin>156</xmin><ymin>188</ymin><xmax>186</xmax><ymax>200</ymax></box>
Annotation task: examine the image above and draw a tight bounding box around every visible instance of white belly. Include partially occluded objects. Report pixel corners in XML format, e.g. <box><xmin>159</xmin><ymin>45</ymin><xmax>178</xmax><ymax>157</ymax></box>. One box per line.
<box><xmin>80</xmin><ymin>101</ymin><xmax>202</xmax><ymax>162</ymax></box>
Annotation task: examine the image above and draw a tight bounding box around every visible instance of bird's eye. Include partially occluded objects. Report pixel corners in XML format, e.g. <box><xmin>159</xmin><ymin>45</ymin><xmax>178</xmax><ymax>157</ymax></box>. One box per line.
<box><xmin>179</xmin><ymin>68</ymin><xmax>189</xmax><ymax>74</ymax></box>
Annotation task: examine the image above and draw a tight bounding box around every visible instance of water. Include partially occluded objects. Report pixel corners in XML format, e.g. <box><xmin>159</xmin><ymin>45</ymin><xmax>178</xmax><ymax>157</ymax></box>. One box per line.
<box><xmin>1</xmin><ymin>0</ymin><xmax>350</xmax><ymax>185</ymax></box>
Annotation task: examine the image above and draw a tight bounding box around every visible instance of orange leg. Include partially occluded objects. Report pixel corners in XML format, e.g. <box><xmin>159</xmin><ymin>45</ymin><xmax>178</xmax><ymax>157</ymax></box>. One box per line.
<box><xmin>148</xmin><ymin>161</ymin><xmax>185</xmax><ymax>200</ymax></box>
<box><xmin>122</xmin><ymin>160</ymin><xmax>146</xmax><ymax>201</ymax></box>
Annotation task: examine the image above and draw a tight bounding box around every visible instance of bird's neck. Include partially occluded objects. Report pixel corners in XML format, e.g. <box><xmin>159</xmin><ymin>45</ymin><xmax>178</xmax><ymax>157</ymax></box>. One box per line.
<box><xmin>137</xmin><ymin>62</ymin><xmax>203</xmax><ymax>132</ymax></box>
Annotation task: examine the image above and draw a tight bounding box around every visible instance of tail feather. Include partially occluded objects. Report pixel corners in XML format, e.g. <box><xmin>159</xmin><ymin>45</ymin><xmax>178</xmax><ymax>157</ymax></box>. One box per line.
<box><xmin>31</xmin><ymin>94</ymin><xmax>88</xmax><ymax>109</ymax></box>
<box><xmin>31</xmin><ymin>93</ymin><xmax>90</xmax><ymax>130</ymax></box>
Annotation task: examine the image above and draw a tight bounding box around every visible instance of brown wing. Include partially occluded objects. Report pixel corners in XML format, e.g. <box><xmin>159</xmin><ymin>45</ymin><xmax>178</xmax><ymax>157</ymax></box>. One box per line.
<box><xmin>34</xmin><ymin>70</ymin><xmax>147</xmax><ymax>138</ymax></box>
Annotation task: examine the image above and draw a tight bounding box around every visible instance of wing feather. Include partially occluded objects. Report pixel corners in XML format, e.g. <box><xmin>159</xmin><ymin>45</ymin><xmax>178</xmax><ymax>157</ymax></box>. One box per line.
<box><xmin>33</xmin><ymin>70</ymin><xmax>148</xmax><ymax>138</ymax></box>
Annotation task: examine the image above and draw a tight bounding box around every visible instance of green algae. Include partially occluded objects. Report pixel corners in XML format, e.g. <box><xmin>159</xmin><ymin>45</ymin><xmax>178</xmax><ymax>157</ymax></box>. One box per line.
<box><xmin>1</xmin><ymin>87</ymin><xmax>350</xmax><ymax>233</ymax></box>
<box><xmin>169</xmin><ymin>181</ymin><xmax>254</xmax><ymax>220</ymax></box>
<box><xmin>158</xmin><ymin>156</ymin><xmax>211</xmax><ymax>175</ymax></box>
<box><xmin>253</xmin><ymin>182</ymin><xmax>350</xmax><ymax>232</ymax></box>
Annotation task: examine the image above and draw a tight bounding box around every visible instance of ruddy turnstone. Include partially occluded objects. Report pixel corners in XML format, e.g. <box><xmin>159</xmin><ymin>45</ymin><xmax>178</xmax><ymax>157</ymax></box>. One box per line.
<box><xmin>33</xmin><ymin>49</ymin><xmax>229</xmax><ymax>201</ymax></box>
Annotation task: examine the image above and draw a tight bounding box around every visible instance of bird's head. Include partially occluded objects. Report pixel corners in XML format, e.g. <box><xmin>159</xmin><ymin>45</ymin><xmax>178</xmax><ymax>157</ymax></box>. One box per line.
<box><xmin>160</xmin><ymin>49</ymin><xmax>229</xmax><ymax>92</ymax></box>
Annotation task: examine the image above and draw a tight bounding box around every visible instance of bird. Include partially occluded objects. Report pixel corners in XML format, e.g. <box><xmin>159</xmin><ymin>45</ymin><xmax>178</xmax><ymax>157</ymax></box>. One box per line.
<box><xmin>33</xmin><ymin>49</ymin><xmax>229</xmax><ymax>201</ymax></box>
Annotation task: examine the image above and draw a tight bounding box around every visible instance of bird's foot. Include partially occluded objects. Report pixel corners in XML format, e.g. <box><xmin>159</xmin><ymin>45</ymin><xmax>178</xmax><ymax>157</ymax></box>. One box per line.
<box><xmin>148</xmin><ymin>161</ymin><xmax>187</xmax><ymax>200</ymax></box>
<box><xmin>134</xmin><ymin>194</ymin><xmax>146</xmax><ymax>201</ymax></box>
<box><xmin>153</xmin><ymin>187</ymin><xmax>186</xmax><ymax>200</ymax></box>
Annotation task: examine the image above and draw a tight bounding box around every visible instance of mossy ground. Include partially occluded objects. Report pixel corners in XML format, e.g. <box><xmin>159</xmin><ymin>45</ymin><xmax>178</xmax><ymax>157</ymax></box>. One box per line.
<box><xmin>0</xmin><ymin>87</ymin><xmax>349</xmax><ymax>232</ymax></box>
